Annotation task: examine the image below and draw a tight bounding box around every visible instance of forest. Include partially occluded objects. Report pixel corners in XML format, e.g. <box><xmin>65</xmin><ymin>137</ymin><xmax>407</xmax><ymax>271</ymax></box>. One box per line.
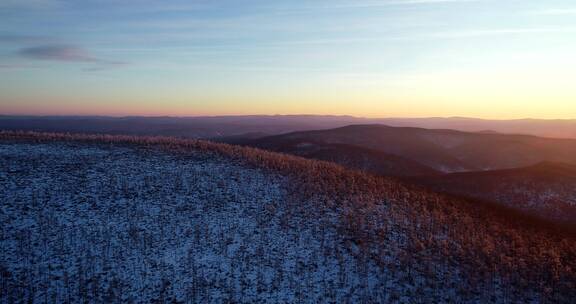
<box><xmin>1</xmin><ymin>131</ymin><xmax>575</xmax><ymax>303</ymax></box>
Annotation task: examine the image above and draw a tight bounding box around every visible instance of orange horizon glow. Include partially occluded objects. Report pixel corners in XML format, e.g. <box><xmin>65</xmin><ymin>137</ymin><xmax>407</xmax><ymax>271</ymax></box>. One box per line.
<box><xmin>2</xmin><ymin>98</ymin><xmax>576</xmax><ymax>120</ymax></box>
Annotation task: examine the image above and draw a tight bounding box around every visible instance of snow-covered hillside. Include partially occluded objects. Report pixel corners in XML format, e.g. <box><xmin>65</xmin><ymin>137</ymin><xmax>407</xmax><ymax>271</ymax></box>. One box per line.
<box><xmin>0</xmin><ymin>141</ymin><xmax>418</xmax><ymax>303</ymax></box>
<box><xmin>1</xmin><ymin>133</ymin><xmax>575</xmax><ymax>303</ymax></box>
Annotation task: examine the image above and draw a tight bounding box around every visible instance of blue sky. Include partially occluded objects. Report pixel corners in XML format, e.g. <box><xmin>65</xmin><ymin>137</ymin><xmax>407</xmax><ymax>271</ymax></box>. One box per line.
<box><xmin>1</xmin><ymin>0</ymin><xmax>576</xmax><ymax>118</ymax></box>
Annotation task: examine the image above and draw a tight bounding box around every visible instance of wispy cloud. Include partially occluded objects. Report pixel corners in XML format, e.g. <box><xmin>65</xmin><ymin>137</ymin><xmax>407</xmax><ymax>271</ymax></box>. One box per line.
<box><xmin>18</xmin><ymin>45</ymin><xmax>98</xmax><ymax>62</ymax></box>
<box><xmin>0</xmin><ymin>34</ymin><xmax>54</xmax><ymax>44</ymax></box>
<box><xmin>429</xmin><ymin>27</ymin><xmax>576</xmax><ymax>39</ymax></box>
<box><xmin>346</xmin><ymin>0</ymin><xmax>480</xmax><ymax>6</ymax></box>
<box><xmin>14</xmin><ymin>45</ymin><xmax>128</xmax><ymax>72</ymax></box>
<box><xmin>529</xmin><ymin>8</ymin><xmax>576</xmax><ymax>16</ymax></box>
<box><xmin>273</xmin><ymin>0</ymin><xmax>480</xmax><ymax>11</ymax></box>
<box><xmin>16</xmin><ymin>44</ymin><xmax>128</xmax><ymax>70</ymax></box>
<box><xmin>0</xmin><ymin>0</ymin><xmax>61</xmax><ymax>10</ymax></box>
<box><xmin>0</xmin><ymin>63</ymin><xmax>38</xmax><ymax>69</ymax></box>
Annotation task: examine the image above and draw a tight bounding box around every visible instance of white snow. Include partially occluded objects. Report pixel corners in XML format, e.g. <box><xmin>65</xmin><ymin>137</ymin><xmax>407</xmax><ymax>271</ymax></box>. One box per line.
<box><xmin>0</xmin><ymin>141</ymin><xmax>552</xmax><ymax>303</ymax></box>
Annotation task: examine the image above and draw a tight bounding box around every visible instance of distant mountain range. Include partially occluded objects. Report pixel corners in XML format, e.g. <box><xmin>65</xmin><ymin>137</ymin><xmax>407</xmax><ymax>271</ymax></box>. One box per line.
<box><xmin>239</xmin><ymin>124</ymin><xmax>576</xmax><ymax>227</ymax></box>
<box><xmin>2</xmin><ymin>115</ymin><xmax>576</xmax><ymax>139</ymax></box>
<box><xmin>243</xmin><ymin>124</ymin><xmax>576</xmax><ymax>173</ymax></box>
<box><xmin>372</xmin><ymin>117</ymin><xmax>576</xmax><ymax>139</ymax></box>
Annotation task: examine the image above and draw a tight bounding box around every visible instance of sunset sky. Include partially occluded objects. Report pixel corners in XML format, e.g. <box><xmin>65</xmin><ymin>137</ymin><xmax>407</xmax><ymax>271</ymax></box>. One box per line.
<box><xmin>1</xmin><ymin>0</ymin><xmax>575</xmax><ymax>118</ymax></box>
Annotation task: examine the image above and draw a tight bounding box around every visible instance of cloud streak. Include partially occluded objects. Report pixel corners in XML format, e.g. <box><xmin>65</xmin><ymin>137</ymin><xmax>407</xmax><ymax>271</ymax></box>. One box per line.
<box><xmin>530</xmin><ymin>8</ymin><xmax>576</xmax><ymax>16</ymax></box>
<box><xmin>271</xmin><ymin>0</ymin><xmax>480</xmax><ymax>11</ymax></box>
<box><xmin>0</xmin><ymin>34</ymin><xmax>54</xmax><ymax>44</ymax></box>
<box><xmin>428</xmin><ymin>27</ymin><xmax>576</xmax><ymax>39</ymax></box>
<box><xmin>0</xmin><ymin>0</ymin><xmax>61</xmax><ymax>10</ymax></box>
<box><xmin>18</xmin><ymin>45</ymin><xmax>96</xmax><ymax>62</ymax></box>
<box><xmin>17</xmin><ymin>44</ymin><xmax>127</xmax><ymax>66</ymax></box>
<box><xmin>0</xmin><ymin>63</ymin><xmax>38</xmax><ymax>69</ymax></box>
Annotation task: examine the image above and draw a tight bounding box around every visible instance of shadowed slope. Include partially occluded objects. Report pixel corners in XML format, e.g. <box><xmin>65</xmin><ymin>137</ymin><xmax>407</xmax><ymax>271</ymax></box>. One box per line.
<box><xmin>412</xmin><ymin>162</ymin><xmax>576</xmax><ymax>225</ymax></box>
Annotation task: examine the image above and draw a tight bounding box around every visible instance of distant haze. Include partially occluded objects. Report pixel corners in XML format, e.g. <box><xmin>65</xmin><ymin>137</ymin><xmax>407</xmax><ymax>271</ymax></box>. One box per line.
<box><xmin>1</xmin><ymin>115</ymin><xmax>576</xmax><ymax>139</ymax></box>
<box><xmin>372</xmin><ymin>117</ymin><xmax>576</xmax><ymax>139</ymax></box>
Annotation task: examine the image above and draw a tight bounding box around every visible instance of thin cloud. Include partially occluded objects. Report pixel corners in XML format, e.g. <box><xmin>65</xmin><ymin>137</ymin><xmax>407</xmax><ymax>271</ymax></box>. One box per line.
<box><xmin>529</xmin><ymin>8</ymin><xmax>576</xmax><ymax>16</ymax></box>
<box><xmin>18</xmin><ymin>45</ymin><xmax>98</xmax><ymax>62</ymax></box>
<box><xmin>0</xmin><ymin>0</ymin><xmax>61</xmax><ymax>10</ymax></box>
<box><xmin>0</xmin><ymin>34</ymin><xmax>54</xmax><ymax>44</ymax></box>
<box><xmin>429</xmin><ymin>28</ymin><xmax>576</xmax><ymax>38</ymax></box>
<box><xmin>354</xmin><ymin>0</ymin><xmax>480</xmax><ymax>6</ymax></box>
<box><xmin>0</xmin><ymin>63</ymin><xmax>35</xmax><ymax>69</ymax></box>
<box><xmin>17</xmin><ymin>45</ymin><xmax>126</xmax><ymax>65</ymax></box>
<box><xmin>81</xmin><ymin>61</ymin><xmax>129</xmax><ymax>72</ymax></box>
<box><xmin>273</xmin><ymin>0</ymin><xmax>480</xmax><ymax>11</ymax></box>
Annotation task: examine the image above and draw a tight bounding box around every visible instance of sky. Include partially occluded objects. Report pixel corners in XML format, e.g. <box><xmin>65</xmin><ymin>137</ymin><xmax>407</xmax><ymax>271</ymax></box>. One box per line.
<box><xmin>1</xmin><ymin>0</ymin><xmax>576</xmax><ymax>119</ymax></box>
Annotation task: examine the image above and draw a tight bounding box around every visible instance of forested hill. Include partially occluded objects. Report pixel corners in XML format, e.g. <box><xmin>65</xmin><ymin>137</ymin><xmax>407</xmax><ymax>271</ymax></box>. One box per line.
<box><xmin>1</xmin><ymin>131</ymin><xmax>575</xmax><ymax>303</ymax></box>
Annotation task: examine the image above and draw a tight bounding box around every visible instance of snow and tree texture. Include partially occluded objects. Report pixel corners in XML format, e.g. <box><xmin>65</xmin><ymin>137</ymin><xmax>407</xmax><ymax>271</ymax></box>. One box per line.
<box><xmin>1</xmin><ymin>132</ymin><xmax>575</xmax><ymax>303</ymax></box>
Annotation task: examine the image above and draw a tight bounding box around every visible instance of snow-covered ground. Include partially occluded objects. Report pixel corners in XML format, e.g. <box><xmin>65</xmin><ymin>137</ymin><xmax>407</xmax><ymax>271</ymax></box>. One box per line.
<box><xmin>0</xmin><ymin>140</ymin><xmax>567</xmax><ymax>303</ymax></box>
<box><xmin>0</xmin><ymin>142</ymin><xmax>405</xmax><ymax>303</ymax></box>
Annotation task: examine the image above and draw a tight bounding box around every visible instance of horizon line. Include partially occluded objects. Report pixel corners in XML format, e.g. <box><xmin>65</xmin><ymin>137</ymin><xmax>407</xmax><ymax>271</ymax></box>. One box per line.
<box><xmin>1</xmin><ymin>113</ymin><xmax>575</xmax><ymax>121</ymax></box>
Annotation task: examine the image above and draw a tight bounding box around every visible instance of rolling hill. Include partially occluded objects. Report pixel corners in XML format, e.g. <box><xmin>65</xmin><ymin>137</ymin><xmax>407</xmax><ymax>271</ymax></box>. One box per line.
<box><xmin>376</xmin><ymin>117</ymin><xmax>576</xmax><ymax>140</ymax></box>
<box><xmin>247</xmin><ymin>124</ymin><xmax>576</xmax><ymax>173</ymax></box>
<box><xmin>233</xmin><ymin>138</ymin><xmax>440</xmax><ymax>177</ymax></box>
<box><xmin>1</xmin><ymin>131</ymin><xmax>575</xmax><ymax>303</ymax></box>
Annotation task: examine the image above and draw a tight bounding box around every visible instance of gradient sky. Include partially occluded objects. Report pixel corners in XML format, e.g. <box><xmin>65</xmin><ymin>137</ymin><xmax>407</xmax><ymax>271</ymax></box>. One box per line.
<box><xmin>1</xmin><ymin>0</ymin><xmax>576</xmax><ymax>118</ymax></box>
